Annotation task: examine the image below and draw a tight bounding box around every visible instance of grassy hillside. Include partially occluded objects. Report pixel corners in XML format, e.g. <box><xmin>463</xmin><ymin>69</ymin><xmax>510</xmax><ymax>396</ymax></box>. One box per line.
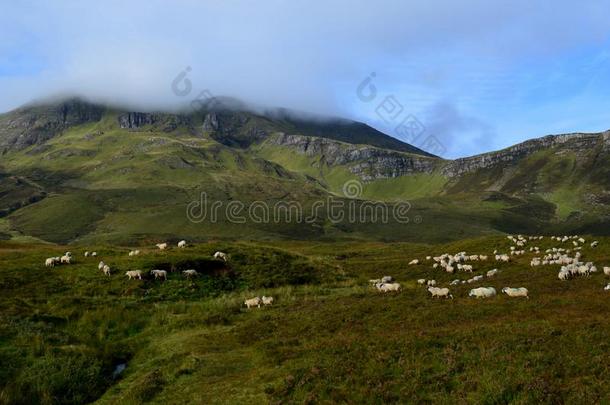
<box><xmin>0</xmin><ymin>236</ymin><xmax>608</xmax><ymax>403</ymax></box>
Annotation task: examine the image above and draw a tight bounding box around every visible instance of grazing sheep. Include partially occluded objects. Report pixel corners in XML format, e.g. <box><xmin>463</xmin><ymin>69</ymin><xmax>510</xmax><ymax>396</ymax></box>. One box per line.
<box><xmin>178</xmin><ymin>240</ymin><xmax>187</xmax><ymax>248</ymax></box>
<box><xmin>408</xmin><ymin>259</ymin><xmax>419</xmax><ymax>265</ymax></box>
<box><xmin>469</xmin><ymin>287</ymin><xmax>497</xmax><ymax>298</ymax></box>
<box><xmin>377</xmin><ymin>282</ymin><xmax>401</xmax><ymax>292</ymax></box>
<box><xmin>502</xmin><ymin>287</ymin><xmax>529</xmax><ymax>298</ymax></box>
<box><xmin>102</xmin><ymin>265</ymin><xmax>111</xmax><ymax>276</ymax></box>
<box><xmin>381</xmin><ymin>276</ymin><xmax>394</xmax><ymax>283</ymax></box>
<box><xmin>426</xmin><ymin>280</ymin><xmax>437</xmax><ymax>287</ymax></box>
<box><xmin>605</xmin><ymin>284</ymin><xmax>610</xmax><ymax>291</ymax></box>
<box><xmin>417</xmin><ymin>279</ymin><xmax>426</xmax><ymax>285</ymax></box>
<box><xmin>591</xmin><ymin>241</ymin><xmax>599</xmax><ymax>248</ymax></box>
<box><xmin>156</xmin><ymin>243</ymin><xmax>168</xmax><ymax>250</ymax></box>
<box><xmin>368</xmin><ymin>279</ymin><xmax>382</xmax><ymax>284</ymax></box>
<box><xmin>558</xmin><ymin>270</ymin><xmax>570</xmax><ymax>281</ymax></box>
<box><xmin>262</xmin><ymin>296</ymin><xmax>274</xmax><ymax>306</ymax></box>
<box><xmin>486</xmin><ymin>269</ymin><xmax>499</xmax><ymax>278</ymax></box>
<box><xmin>45</xmin><ymin>258</ymin><xmax>56</xmax><ymax>267</ymax></box>
<box><xmin>129</xmin><ymin>250</ymin><xmax>141</xmax><ymax>257</ymax></box>
<box><xmin>60</xmin><ymin>255</ymin><xmax>71</xmax><ymax>264</ymax></box>
<box><xmin>213</xmin><ymin>251</ymin><xmax>228</xmax><ymax>262</ymax></box>
<box><xmin>91</xmin><ymin>252</ymin><xmax>97</xmax><ymax>257</ymax></box>
<box><xmin>450</xmin><ymin>279</ymin><xmax>461</xmax><ymax>285</ymax></box>
<box><xmin>151</xmin><ymin>269</ymin><xmax>167</xmax><ymax>280</ymax></box>
<box><xmin>125</xmin><ymin>270</ymin><xmax>142</xmax><ymax>280</ymax></box>
<box><xmin>183</xmin><ymin>269</ymin><xmax>198</xmax><ymax>278</ymax></box>
<box><xmin>98</xmin><ymin>261</ymin><xmax>105</xmax><ymax>270</ymax></box>
<box><xmin>427</xmin><ymin>287</ymin><xmax>453</xmax><ymax>299</ymax></box>
<box><xmin>84</xmin><ymin>251</ymin><xmax>90</xmax><ymax>257</ymax></box>
<box><xmin>244</xmin><ymin>297</ymin><xmax>261</xmax><ymax>309</ymax></box>
<box><xmin>604</xmin><ymin>267</ymin><xmax>610</xmax><ymax>276</ymax></box>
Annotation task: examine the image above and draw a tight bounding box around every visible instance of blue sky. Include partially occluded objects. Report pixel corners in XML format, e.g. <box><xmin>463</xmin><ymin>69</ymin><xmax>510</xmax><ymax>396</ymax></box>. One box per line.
<box><xmin>1</xmin><ymin>0</ymin><xmax>610</xmax><ymax>158</ymax></box>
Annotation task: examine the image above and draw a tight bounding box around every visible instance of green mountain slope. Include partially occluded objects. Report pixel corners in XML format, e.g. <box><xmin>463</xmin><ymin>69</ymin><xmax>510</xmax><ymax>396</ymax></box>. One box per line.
<box><xmin>0</xmin><ymin>98</ymin><xmax>608</xmax><ymax>243</ymax></box>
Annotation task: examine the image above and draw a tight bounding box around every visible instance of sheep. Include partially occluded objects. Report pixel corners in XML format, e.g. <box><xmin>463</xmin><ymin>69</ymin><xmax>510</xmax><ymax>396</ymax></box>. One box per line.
<box><xmin>368</xmin><ymin>279</ymin><xmax>382</xmax><ymax>284</ymax></box>
<box><xmin>60</xmin><ymin>255</ymin><xmax>71</xmax><ymax>264</ymax></box>
<box><xmin>98</xmin><ymin>261</ymin><xmax>105</xmax><ymax>270</ymax></box>
<box><xmin>183</xmin><ymin>269</ymin><xmax>198</xmax><ymax>278</ymax></box>
<box><xmin>591</xmin><ymin>241</ymin><xmax>599</xmax><ymax>248</ymax></box>
<box><xmin>156</xmin><ymin>243</ymin><xmax>168</xmax><ymax>250</ymax></box>
<box><xmin>262</xmin><ymin>296</ymin><xmax>274</xmax><ymax>306</ymax></box>
<box><xmin>469</xmin><ymin>287</ymin><xmax>497</xmax><ymax>298</ymax></box>
<box><xmin>129</xmin><ymin>250</ymin><xmax>141</xmax><ymax>257</ymax></box>
<box><xmin>450</xmin><ymin>279</ymin><xmax>461</xmax><ymax>285</ymax></box>
<box><xmin>178</xmin><ymin>240</ymin><xmax>187</xmax><ymax>248</ymax></box>
<box><xmin>45</xmin><ymin>258</ymin><xmax>56</xmax><ymax>267</ymax></box>
<box><xmin>377</xmin><ymin>282</ymin><xmax>401</xmax><ymax>292</ymax></box>
<box><xmin>426</xmin><ymin>280</ymin><xmax>437</xmax><ymax>287</ymax></box>
<box><xmin>604</xmin><ymin>267</ymin><xmax>610</xmax><ymax>276</ymax></box>
<box><xmin>427</xmin><ymin>287</ymin><xmax>453</xmax><ymax>299</ymax></box>
<box><xmin>213</xmin><ymin>251</ymin><xmax>228</xmax><ymax>262</ymax></box>
<box><xmin>408</xmin><ymin>259</ymin><xmax>419</xmax><ymax>265</ymax></box>
<box><xmin>65</xmin><ymin>252</ymin><xmax>72</xmax><ymax>257</ymax></box>
<box><xmin>417</xmin><ymin>279</ymin><xmax>426</xmax><ymax>285</ymax></box>
<box><xmin>502</xmin><ymin>287</ymin><xmax>529</xmax><ymax>298</ymax></box>
<box><xmin>125</xmin><ymin>270</ymin><xmax>142</xmax><ymax>280</ymax></box>
<box><xmin>150</xmin><ymin>269</ymin><xmax>167</xmax><ymax>280</ymax></box>
<box><xmin>244</xmin><ymin>297</ymin><xmax>261</xmax><ymax>309</ymax></box>
<box><xmin>102</xmin><ymin>265</ymin><xmax>111</xmax><ymax>276</ymax></box>
<box><xmin>558</xmin><ymin>270</ymin><xmax>570</xmax><ymax>281</ymax></box>
<box><xmin>381</xmin><ymin>275</ymin><xmax>394</xmax><ymax>283</ymax></box>
<box><xmin>486</xmin><ymin>269</ymin><xmax>499</xmax><ymax>278</ymax></box>
<box><xmin>605</xmin><ymin>284</ymin><xmax>610</xmax><ymax>291</ymax></box>
<box><xmin>91</xmin><ymin>252</ymin><xmax>97</xmax><ymax>257</ymax></box>
<box><xmin>84</xmin><ymin>251</ymin><xmax>90</xmax><ymax>257</ymax></box>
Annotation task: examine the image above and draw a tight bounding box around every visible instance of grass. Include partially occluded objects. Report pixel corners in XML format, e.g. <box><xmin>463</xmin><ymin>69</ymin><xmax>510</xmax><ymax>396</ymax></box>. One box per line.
<box><xmin>0</xmin><ymin>236</ymin><xmax>608</xmax><ymax>403</ymax></box>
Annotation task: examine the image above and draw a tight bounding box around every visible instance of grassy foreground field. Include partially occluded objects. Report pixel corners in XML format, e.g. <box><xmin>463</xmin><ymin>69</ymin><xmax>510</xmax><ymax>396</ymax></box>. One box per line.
<box><xmin>0</xmin><ymin>236</ymin><xmax>609</xmax><ymax>404</ymax></box>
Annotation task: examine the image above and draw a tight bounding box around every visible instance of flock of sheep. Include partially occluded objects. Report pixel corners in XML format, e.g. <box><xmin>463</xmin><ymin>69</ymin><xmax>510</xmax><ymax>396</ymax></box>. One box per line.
<box><xmin>370</xmin><ymin>234</ymin><xmax>609</xmax><ymax>299</ymax></box>
<box><xmin>43</xmin><ymin>240</ymin><xmax>277</xmax><ymax>309</ymax></box>
<box><xmin>42</xmin><ymin>234</ymin><xmax>608</xmax><ymax>311</ymax></box>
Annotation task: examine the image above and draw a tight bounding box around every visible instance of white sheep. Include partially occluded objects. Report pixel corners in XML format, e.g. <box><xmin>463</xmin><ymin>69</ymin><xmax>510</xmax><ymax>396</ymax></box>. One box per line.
<box><xmin>427</xmin><ymin>287</ymin><xmax>453</xmax><ymax>299</ymax></box>
<box><xmin>417</xmin><ymin>279</ymin><xmax>426</xmax><ymax>285</ymax></box>
<box><xmin>426</xmin><ymin>280</ymin><xmax>437</xmax><ymax>287</ymax></box>
<box><xmin>408</xmin><ymin>259</ymin><xmax>419</xmax><ymax>265</ymax></box>
<box><xmin>213</xmin><ymin>251</ymin><xmax>228</xmax><ymax>262</ymax></box>
<box><xmin>91</xmin><ymin>252</ymin><xmax>97</xmax><ymax>257</ymax></box>
<box><xmin>183</xmin><ymin>269</ymin><xmax>198</xmax><ymax>278</ymax></box>
<box><xmin>244</xmin><ymin>297</ymin><xmax>261</xmax><ymax>309</ymax></box>
<box><xmin>604</xmin><ymin>267</ymin><xmax>610</xmax><ymax>276</ymax></box>
<box><xmin>84</xmin><ymin>251</ymin><xmax>90</xmax><ymax>257</ymax></box>
<box><xmin>45</xmin><ymin>258</ymin><xmax>56</xmax><ymax>267</ymax></box>
<box><xmin>60</xmin><ymin>255</ymin><xmax>71</xmax><ymax>264</ymax></box>
<box><xmin>102</xmin><ymin>265</ymin><xmax>111</xmax><ymax>276</ymax></box>
<box><xmin>486</xmin><ymin>269</ymin><xmax>499</xmax><ymax>278</ymax></box>
<box><xmin>261</xmin><ymin>296</ymin><xmax>274</xmax><ymax>306</ymax></box>
<box><xmin>591</xmin><ymin>241</ymin><xmax>599</xmax><ymax>248</ymax></box>
<box><xmin>98</xmin><ymin>261</ymin><xmax>105</xmax><ymax>270</ymax></box>
<box><xmin>156</xmin><ymin>243</ymin><xmax>168</xmax><ymax>250</ymax></box>
<box><xmin>178</xmin><ymin>240</ymin><xmax>187</xmax><ymax>248</ymax></box>
<box><xmin>450</xmin><ymin>279</ymin><xmax>461</xmax><ymax>285</ymax></box>
<box><xmin>605</xmin><ymin>284</ymin><xmax>610</xmax><ymax>291</ymax></box>
<box><xmin>125</xmin><ymin>270</ymin><xmax>142</xmax><ymax>280</ymax></box>
<box><xmin>129</xmin><ymin>250</ymin><xmax>141</xmax><ymax>256</ymax></box>
<box><xmin>381</xmin><ymin>276</ymin><xmax>394</xmax><ymax>283</ymax></box>
<box><xmin>377</xmin><ymin>282</ymin><xmax>401</xmax><ymax>292</ymax></box>
<box><xmin>151</xmin><ymin>269</ymin><xmax>167</xmax><ymax>280</ymax></box>
<box><xmin>469</xmin><ymin>287</ymin><xmax>497</xmax><ymax>298</ymax></box>
<box><xmin>502</xmin><ymin>287</ymin><xmax>529</xmax><ymax>298</ymax></box>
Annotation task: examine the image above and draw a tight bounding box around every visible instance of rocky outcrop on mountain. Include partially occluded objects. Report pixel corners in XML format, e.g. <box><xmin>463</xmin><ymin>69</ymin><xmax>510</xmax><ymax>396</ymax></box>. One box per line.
<box><xmin>0</xmin><ymin>98</ymin><xmax>104</xmax><ymax>153</ymax></box>
<box><xmin>441</xmin><ymin>131</ymin><xmax>610</xmax><ymax>177</ymax></box>
<box><xmin>269</xmin><ymin>133</ymin><xmax>437</xmax><ymax>181</ymax></box>
<box><xmin>202</xmin><ymin>112</ymin><xmax>268</xmax><ymax>147</ymax></box>
<box><xmin>118</xmin><ymin>112</ymin><xmax>191</xmax><ymax>132</ymax></box>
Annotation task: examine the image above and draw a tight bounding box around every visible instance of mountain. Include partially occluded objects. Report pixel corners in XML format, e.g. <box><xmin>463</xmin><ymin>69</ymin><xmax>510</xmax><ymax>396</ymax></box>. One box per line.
<box><xmin>0</xmin><ymin>97</ymin><xmax>608</xmax><ymax>244</ymax></box>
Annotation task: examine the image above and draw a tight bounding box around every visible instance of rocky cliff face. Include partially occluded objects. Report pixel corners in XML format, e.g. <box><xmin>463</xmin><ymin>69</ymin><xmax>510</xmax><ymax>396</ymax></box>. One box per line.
<box><xmin>0</xmin><ymin>99</ymin><xmax>104</xmax><ymax>153</ymax></box>
<box><xmin>441</xmin><ymin>132</ymin><xmax>610</xmax><ymax>177</ymax></box>
<box><xmin>269</xmin><ymin>133</ymin><xmax>437</xmax><ymax>181</ymax></box>
<box><xmin>117</xmin><ymin>112</ymin><xmax>192</xmax><ymax>132</ymax></box>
